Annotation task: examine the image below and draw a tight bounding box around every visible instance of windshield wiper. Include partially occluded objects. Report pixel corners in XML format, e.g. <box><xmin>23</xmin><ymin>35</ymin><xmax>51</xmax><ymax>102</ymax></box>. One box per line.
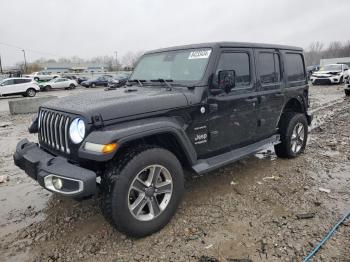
<box><xmin>150</xmin><ymin>79</ymin><xmax>173</xmax><ymax>89</ymax></box>
<box><xmin>127</xmin><ymin>79</ymin><xmax>146</xmax><ymax>87</ymax></box>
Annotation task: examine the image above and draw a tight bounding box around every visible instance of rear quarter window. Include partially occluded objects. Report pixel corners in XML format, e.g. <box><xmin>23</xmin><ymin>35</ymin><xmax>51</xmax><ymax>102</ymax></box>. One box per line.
<box><xmin>285</xmin><ymin>53</ymin><xmax>306</xmax><ymax>82</ymax></box>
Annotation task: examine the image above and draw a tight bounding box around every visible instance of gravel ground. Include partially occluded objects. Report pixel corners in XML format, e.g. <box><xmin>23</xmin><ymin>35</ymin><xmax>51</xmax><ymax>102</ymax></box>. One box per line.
<box><xmin>0</xmin><ymin>84</ymin><xmax>349</xmax><ymax>262</ymax></box>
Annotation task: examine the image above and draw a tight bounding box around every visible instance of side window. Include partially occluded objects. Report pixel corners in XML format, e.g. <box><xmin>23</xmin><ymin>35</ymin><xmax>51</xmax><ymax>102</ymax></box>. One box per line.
<box><xmin>14</xmin><ymin>79</ymin><xmax>27</xmax><ymax>84</ymax></box>
<box><xmin>285</xmin><ymin>53</ymin><xmax>305</xmax><ymax>82</ymax></box>
<box><xmin>2</xmin><ymin>79</ymin><xmax>15</xmax><ymax>85</ymax></box>
<box><xmin>214</xmin><ymin>52</ymin><xmax>251</xmax><ymax>89</ymax></box>
<box><xmin>258</xmin><ymin>52</ymin><xmax>281</xmax><ymax>84</ymax></box>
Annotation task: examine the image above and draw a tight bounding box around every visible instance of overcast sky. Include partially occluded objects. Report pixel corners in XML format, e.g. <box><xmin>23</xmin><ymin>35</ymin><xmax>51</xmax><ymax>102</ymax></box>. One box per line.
<box><xmin>0</xmin><ymin>0</ymin><xmax>349</xmax><ymax>67</ymax></box>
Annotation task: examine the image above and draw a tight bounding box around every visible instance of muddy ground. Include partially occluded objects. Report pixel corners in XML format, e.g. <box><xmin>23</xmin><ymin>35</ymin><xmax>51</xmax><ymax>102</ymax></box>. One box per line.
<box><xmin>0</xmin><ymin>84</ymin><xmax>349</xmax><ymax>262</ymax></box>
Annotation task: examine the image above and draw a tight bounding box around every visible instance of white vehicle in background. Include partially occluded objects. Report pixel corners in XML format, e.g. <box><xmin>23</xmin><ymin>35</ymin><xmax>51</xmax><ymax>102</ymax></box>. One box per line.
<box><xmin>310</xmin><ymin>64</ymin><xmax>349</xmax><ymax>85</ymax></box>
<box><xmin>24</xmin><ymin>71</ymin><xmax>60</xmax><ymax>81</ymax></box>
<box><xmin>0</xmin><ymin>78</ymin><xmax>40</xmax><ymax>97</ymax></box>
<box><xmin>39</xmin><ymin>77</ymin><xmax>78</xmax><ymax>91</ymax></box>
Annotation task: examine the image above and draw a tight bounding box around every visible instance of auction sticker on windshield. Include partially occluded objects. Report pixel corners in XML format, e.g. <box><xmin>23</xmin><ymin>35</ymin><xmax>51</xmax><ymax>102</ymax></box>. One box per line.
<box><xmin>188</xmin><ymin>49</ymin><xmax>212</xmax><ymax>59</ymax></box>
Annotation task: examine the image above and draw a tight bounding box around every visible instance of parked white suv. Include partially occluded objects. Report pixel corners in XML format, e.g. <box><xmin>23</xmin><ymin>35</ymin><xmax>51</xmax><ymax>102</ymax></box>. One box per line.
<box><xmin>24</xmin><ymin>71</ymin><xmax>60</xmax><ymax>81</ymax></box>
<box><xmin>39</xmin><ymin>78</ymin><xmax>78</xmax><ymax>91</ymax></box>
<box><xmin>0</xmin><ymin>78</ymin><xmax>40</xmax><ymax>97</ymax></box>
<box><xmin>310</xmin><ymin>64</ymin><xmax>349</xmax><ymax>85</ymax></box>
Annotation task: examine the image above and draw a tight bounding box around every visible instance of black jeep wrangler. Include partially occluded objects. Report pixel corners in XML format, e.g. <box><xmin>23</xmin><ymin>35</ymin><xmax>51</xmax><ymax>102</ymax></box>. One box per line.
<box><xmin>14</xmin><ymin>42</ymin><xmax>312</xmax><ymax>237</ymax></box>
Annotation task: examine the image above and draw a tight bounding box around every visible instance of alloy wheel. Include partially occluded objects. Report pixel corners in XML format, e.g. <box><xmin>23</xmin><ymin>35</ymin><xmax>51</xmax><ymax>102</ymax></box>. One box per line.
<box><xmin>291</xmin><ymin>123</ymin><xmax>305</xmax><ymax>153</ymax></box>
<box><xmin>128</xmin><ymin>165</ymin><xmax>173</xmax><ymax>221</ymax></box>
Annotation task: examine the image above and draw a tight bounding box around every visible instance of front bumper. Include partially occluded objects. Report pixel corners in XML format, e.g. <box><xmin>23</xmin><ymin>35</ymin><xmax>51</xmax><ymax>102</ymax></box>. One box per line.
<box><xmin>13</xmin><ymin>139</ymin><xmax>96</xmax><ymax>197</ymax></box>
<box><xmin>311</xmin><ymin>76</ymin><xmax>341</xmax><ymax>84</ymax></box>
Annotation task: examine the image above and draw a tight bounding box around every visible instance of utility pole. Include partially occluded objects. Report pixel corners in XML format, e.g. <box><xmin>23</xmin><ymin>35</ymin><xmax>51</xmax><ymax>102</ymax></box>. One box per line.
<box><xmin>114</xmin><ymin>51</ymin><xmax>118</xmax><ymax>71</ymax></box>
<box><xmin>0</xmin><ymin>54</ymin><xmax>3</xmax><ymax>74</ymax></box>
<box><xmin>22</xmin><ymin>49</ymin><xmax>27</xmax><ymax>73</ymax></box>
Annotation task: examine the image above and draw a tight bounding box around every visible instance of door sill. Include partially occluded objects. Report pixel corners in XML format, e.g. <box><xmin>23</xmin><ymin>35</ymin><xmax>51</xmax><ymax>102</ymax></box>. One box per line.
<box><xmin>192</xmin><ymin>135</ymin><xmax>280</xmax><ymax>174</ymax></box>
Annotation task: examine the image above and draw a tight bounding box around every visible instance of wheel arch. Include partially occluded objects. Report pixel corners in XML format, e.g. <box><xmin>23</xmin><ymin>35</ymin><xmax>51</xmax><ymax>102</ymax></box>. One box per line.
<box><xmin>79</xmin><ymin>118</ymin><xmax>197</xmax><ymax>168</ymax></box>
<box><xmin>277</xmin><ymin>97</ymin><xmax>308</xmax><ymax>127</ymax></box>
<box><xmin>115</xmin><ymin>132</ymin><xmax>194</xmax><ymax>169</ymax></box>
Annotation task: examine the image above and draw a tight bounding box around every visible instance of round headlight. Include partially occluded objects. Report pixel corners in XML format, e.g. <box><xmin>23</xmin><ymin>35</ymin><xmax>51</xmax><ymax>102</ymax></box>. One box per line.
<box><xmin>69</xmin><ymin>118</ymin><xmax>85</xmax><ymax>144</ymax></box>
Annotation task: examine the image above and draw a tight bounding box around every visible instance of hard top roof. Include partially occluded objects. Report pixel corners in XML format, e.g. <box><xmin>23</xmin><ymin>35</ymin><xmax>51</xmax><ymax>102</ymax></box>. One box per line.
<box><xmin>146</xmin><ymin>41</ymin><xmax>303</xmax><ymax>54</ymax></box>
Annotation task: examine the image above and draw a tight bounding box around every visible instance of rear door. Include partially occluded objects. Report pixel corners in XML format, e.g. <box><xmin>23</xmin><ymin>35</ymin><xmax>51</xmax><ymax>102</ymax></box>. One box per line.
<box><xmin>255</xmin><ymin>49</ymin><xmax>284</xmax><ymax>139</ymax></box>
<box><xmin>207</xmin><ymin>49</ymin><xmax>259</xmax><ymax>153</ymax></box>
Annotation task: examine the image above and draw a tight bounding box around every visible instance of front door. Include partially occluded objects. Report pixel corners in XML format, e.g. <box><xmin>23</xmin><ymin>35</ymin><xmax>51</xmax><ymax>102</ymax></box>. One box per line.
<box><xmin>207</xmin><ymin>49</ymin><xmax>258</xmax><ymax>153</ymax></box>
<box><xmin>255</xmin><ymin>49</ymin><xmax>285</xmax><ymax>139</ymax></box>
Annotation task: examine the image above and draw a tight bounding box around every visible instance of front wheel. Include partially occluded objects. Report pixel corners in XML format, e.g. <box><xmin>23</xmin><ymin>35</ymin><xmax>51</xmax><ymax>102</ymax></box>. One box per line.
<box><xmin>91</xmin><ymin>83</ymin><xmax>96</xmax><ymax>88</ymax></box>
<box><xmin>274</xmin><ymin>112</ymin><xmax>308</xmax><ymax>158</ymax></box>
<box><xmin>345</xmin><ymin>89</ymin><xmax>350</xmax><ymax>96</ymax></box>
<box><xmin>69</xmin><ymin>84</ymin><xmax>76</xmax><ymax>89</ymax></box>
<box><xmin>100</xmin><ymin>146</ymin><xmax>184</xmax><ymax>237</ymax></box>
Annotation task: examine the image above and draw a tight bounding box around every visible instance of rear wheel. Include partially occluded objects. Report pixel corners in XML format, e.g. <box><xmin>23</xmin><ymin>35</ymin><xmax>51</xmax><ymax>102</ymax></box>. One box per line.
<box><xmin>69</xmin><ymin>84</ymin><xmax>75</xmax><ymax>89</ymax></box>
<box><xmin>91</xmin><ymin>83</ymin><xmax>96</xmax><ymax>88</ymax></box>
<box><xmin>345</xmin><ymin>89</ymin><xmax>350</xmax><ymax>96</ymax></box>
<box><xmin>339</xmin><ymin>76</ymin><xmax>344</xmax><ymax>84</ymax></box>
<box><xmin>34</xmin><ymin>77</ymin><xmax>39</xmax><ymax>81</ymax></box>
<box><xmin>100</xmin><ymin>146</ymin><xmax>184</xmax><ymax>237</ymax></box>
<box><xmin>44</xmin><ymin>85</ymin><xmax>51</xmax><ymax>91</ymax></box>
<box><xmin>26</xmin><ymin>88</ymin><xmax>36</xmax><ymax>97</ymax></box>
<box><xmin>274</xmin><ymin>112</ymin><xmax>308</xmax><ymax>158</ymax></box>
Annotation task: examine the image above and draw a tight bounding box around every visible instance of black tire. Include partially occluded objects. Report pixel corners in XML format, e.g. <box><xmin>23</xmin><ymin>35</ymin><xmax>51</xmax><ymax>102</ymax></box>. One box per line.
<box><xmin>339</xmin><ymin>76</ymin><xmax>344</xmax><ymax>84</ymax></box>
<box><xmin>100</xmin><ymin>146</ymin><xmax>184</xmax><ymax>237</ymax></box>
<box><xmin>34</xmin><ymin>77</ymin><xmax>39</xmax><ymax>81</ymax></box>
<box><xmin>91</xmin><ymin>83</ymin><xmax>96</xmax><ymax>88</ymax></box>
<box><xmin>69</xmin><ymin>84</ymin><xmax>75</xmax><ymax>89</ymax></box>
<box><xmin>44</xmin><ymin>85</ymin><xmax>51</xmax><ymax>92</ymax></box>
<box><xmin>26</xmin><ymin>88</ymin><xmax>36</xmax><ymax>97</ymax></box>
<box><xmin>345</xmin><ymin>90</ymin><xmax>350</xmax><ymax>96</ymax></box>
<box><xmin>274</xmin><ymin>112</ymin><xmax>308</xmax><ymax>158</ymax></box>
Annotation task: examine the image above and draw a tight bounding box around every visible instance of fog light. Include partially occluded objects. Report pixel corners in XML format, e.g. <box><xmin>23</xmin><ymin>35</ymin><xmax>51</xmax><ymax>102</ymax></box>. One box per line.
<box><xmin>52</xmin><ymin>177</ymin><xmax>63</xmax><ymax>190</ymax></box>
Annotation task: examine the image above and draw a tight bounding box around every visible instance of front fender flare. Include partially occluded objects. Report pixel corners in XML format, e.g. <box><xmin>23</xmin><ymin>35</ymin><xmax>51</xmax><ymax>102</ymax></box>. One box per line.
<box><xmin>78</xmin><ymin>117</ymin><xmax>197</xmax><ymax>164</ymax></box>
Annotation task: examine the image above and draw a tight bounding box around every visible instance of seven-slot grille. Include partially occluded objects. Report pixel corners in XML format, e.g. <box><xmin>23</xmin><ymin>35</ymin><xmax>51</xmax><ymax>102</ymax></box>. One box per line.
<box><xmin>38</xmin><ymin>109</ymin><xmax>71</xmax><ymax>154</ymax></box>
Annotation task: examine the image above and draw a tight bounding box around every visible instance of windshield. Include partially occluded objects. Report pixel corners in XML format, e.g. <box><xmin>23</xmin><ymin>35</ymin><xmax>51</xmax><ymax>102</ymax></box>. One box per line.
<box><xmin>130</xmin><ymin>48</ymin><xmax>212</xmax><ymax>82</ymax></box>
<box><xmin>321</xmin><ymin>64</ymin><xmax>342</xmax><ymax>71</ymax></box>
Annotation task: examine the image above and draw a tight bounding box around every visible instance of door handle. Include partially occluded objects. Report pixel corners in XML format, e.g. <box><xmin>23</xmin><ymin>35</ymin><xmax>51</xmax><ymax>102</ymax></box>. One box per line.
<box><xmin>245</xmin><ymin>97</ymin><xmax>258</xmax><ymax>102</ymax></box>
<box><xmin>274</xmin><ymin>92</ymin><xmax>284</xmax><ymax>97</ymax></box>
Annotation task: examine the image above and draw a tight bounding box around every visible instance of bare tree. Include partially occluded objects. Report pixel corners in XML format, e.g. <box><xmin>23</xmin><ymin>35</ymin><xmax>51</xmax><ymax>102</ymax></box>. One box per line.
<box><xmin>121</xmin><ymin>51</ymin><xmax>144</xmax><ymax>69</ymax></box>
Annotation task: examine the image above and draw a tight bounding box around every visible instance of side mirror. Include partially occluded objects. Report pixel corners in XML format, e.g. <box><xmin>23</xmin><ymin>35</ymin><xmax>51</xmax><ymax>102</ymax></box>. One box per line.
<box><xmin>218</xmin><ymin>70</ymin><xmax>236</xmax><ymax>93</ymax></box>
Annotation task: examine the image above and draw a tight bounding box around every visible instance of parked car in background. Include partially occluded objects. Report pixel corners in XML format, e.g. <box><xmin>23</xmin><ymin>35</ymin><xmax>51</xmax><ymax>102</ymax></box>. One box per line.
<box><xmin>0</xmin><ymin>77</ymin><xmax>40</xmax><ymax>97</ymax></box>
<box><xmin>310</xmin><ymin>64</ymin><xmax>349</xmax><ymax>85</ymax></box>
<box><xmin>306</xmin><ymin>65</ymin><xmax>320</xmax><ymax>79</ymax></box>
<box><xmin>77</xmin><ymin>76</ymin><xmax>89</xmax><ymax>85</ymax></box>
<box><xmin>107</xmin><ymin>72</ymin><xmax>131</xmax><ymax>89</ymax></box>
<box><xmin>81</xmin><ymin>75</ymin><xmax>113</xmax><ymax>87</ymax></box>
<box><xmin>39</xmin><ymin>78</ymin><xmax>78</xmax><ymax>91</ymax></box>
<box><xmin>24</xmin><ymin>71</ymin><xmax>60</xmax><ymax>82</ymax></box>
<box><xmin>62</xmin><ymin>75</ymin><xmax>78</xmax><ymax>81</ymax></box>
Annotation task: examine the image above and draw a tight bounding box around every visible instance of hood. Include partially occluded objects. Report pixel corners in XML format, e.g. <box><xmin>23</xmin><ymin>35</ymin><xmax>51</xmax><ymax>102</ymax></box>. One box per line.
<box><xmin>42</xmin><ymin>87</ymin><xmax>189</xmax><ymax>122</ymax></box>
<box><xmin>313</xmin><ymin>70</ymin><xmax>341</xmax><ymax>76</ymax></box>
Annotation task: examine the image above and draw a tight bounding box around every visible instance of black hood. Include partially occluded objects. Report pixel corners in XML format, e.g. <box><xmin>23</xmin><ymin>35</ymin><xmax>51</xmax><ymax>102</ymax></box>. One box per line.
<box><xmin>42</xmin><ymin>87</ymin><xmax>189</xmax><ymax>122</ymax></box>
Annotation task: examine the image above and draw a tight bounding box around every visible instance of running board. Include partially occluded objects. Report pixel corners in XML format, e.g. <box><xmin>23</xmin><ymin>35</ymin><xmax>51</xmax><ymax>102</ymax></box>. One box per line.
<box><xmin>192</xmin><ymin>135</ymin><xmax>280</xmax><ymax>174</ymax></box>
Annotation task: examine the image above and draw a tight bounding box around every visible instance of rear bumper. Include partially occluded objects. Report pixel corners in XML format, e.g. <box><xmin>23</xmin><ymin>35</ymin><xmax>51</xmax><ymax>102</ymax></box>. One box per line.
<box><xmin>13</xmin><ymin>139</ymin><xmax>96</xmax><ymax>197</ymax></box>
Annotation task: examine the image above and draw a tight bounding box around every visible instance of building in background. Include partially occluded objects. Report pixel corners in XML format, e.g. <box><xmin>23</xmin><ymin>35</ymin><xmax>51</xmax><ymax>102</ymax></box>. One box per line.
<box><xmin>42</xmin><ymin>63</ymin><xmax>107</xmax><ymax>74</ymax></box>
<box><xmin>320</xmin><ymin>57</ymin><xmax>350</xmax><ymax>66</ymax></box>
